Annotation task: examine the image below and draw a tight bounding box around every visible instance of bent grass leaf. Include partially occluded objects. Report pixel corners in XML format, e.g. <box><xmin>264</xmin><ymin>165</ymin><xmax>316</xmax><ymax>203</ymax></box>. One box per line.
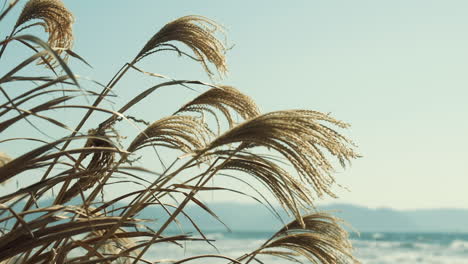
<box><xmin>11</xmin><ymin>35</ymin><xmax>78</xmax><ymax>86</ymax></box>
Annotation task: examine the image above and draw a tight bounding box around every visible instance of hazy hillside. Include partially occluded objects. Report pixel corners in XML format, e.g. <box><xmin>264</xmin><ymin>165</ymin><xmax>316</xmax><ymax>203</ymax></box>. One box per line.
<box><xmin>323</xmin><ymin>204</ymin><xmax>468</xmax><ymax>232</ymax></box>
<box><xmin>24</xmin><ymin>200</ymin><xmax>467</xmax><ymax>232</ymax></box>
<box><xmin>138</xmin><ymin>202</ymin><xmax>468</xmax><ymax>233</ymax></box>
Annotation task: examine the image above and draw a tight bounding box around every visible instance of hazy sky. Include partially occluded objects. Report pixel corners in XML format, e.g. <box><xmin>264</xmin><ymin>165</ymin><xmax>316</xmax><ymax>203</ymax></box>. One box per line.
<box><xmin>2</xmin><ymin>1</ymin><xmax>468</xmax><ymax>210</ymax></box>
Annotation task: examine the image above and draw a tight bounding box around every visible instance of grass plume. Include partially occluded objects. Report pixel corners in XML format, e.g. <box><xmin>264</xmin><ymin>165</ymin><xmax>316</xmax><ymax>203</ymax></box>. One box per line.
<box><xmin>254</xmin><ymin>213</ymin><xmax>358</xmax><ymax>263</ymax></box>
<box><xmin>136</xmin><ymin>15</ymin><xmax>227</xmax><ymax>78</ymax></box>
<box><xmin>14</xmin><ymin>0</ymin><xmax>74</xmax><ymax>66</ymax></box>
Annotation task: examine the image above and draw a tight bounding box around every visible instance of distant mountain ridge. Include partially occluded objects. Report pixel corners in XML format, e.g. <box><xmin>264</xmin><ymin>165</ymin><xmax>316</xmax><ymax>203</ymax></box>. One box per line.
<box><xmin>145</xmin><ymin>203</ymin><xmax>468</xmax><ymax>233</ymax></box>
<box><xmin>18</xmin><ymin>200</ymin><xmax>467</xmax><ymax>233</ymax></box>
<box><xmin>321</xmin><ymin>203</ymin><xmax>468</xmax><ymax>233</ymax></box>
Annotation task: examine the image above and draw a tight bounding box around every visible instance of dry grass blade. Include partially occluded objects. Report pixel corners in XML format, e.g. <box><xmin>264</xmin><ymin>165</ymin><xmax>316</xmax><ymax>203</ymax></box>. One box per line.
<box><xmin>0</xmin><ymin>135</ymin><xmax>124</xmax><ymax>185</ymax></box>
<box><xmin>251</xmin><ymin>213</ymin><xmax>359</xmax><ymax>264</ymax></box>
<box><xmin>74</xmin><ymin>229</ymin><xmax>138</xmax><ymax>264</ymax></box>
<box><xmin>176</xmin><ymin>85</ymin><xmax>260</xmax><ymax>129</ymax></box>
<box><xmin>0</xmin><ymin>88</ymin><xmax>97</xmax><ymax>118</ymax></box>
<box><xmin>64</xmin><ymin>48</ymin><xmax>92</xmax><ymax>67</ymax></box>
<box><xmin>0</xmin><ymin>216</ymin><xmax>142</xmax><ymax>261</ymax></box>
<box><xmin>0</xmin><ymin>95</ymin><xmax>75</xmax><ymax>133</ymax></box>
<box><xmin>14</xmin><ymin>0</ymin><xmax>74</xmax><ymax>66</ymax></box>
<box><xmin>12</xmin><ymin>35</ymin><xmax>78</xmax><ymax>86</ymax></box>
<box><xmin>0</xmin><ymin>75</ymin><xmax>70</xmax><ymax>109</ymax></box>
<box><xmin>172</xmin><ymin>254</ymin><xmax>243</xmax><ymax>264</ymax></box>
<box><xmin>99</xmin><ymin>80</ymin><xmax>216</xmax><ymax>130</ymax></box>
<box><xmin>0</xmin><ymin>0</ymin><xmax>20</xmax><ymax>22</ymax></box>
<box><xmin>0</xmin><ymin>139</ymin><xmax>61</xmax><ymax>185</ymax></box>
<box><xmin>0</xmin><ymin>50</ymin><xmax>49</xmax><ymax>84</ymax></box>
<box><xmin>136</xmin><ymin>15</ymin><xmax>227</xmax><ymax>77</ymax></box>
<box><xmin>0</xmin><ymin>173</ymin><xmax>86</xmax><ymax>203</ymax></box>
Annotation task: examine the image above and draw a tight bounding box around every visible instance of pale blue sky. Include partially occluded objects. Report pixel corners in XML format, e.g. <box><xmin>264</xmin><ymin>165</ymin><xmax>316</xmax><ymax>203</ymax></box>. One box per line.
<box><xmin>1</xmin><ymin>1</ymin><xmax>467</xmax><ymax>209</ymax></box>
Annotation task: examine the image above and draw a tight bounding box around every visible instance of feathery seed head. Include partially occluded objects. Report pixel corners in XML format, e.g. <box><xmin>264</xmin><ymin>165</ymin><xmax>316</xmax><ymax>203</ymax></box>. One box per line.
<box><xmin>259</xmin><ymin>213</ymin><xmax>359</xmax><ymax>263</ymax></box>
<box><xmin>206</xmin><ymin>110</ymin><xmax>359</xmax><ymax>200</ymax></box>
<box><xmin>128</xmin><ymin>115</ymin><xmax>213</xmax><ymax>154</ymax></box>
<box><xmin>136</xmin><ymin>15</ymin><xmax>227</xmax><ymax>78</ymax></box>
<box><xmin>15</xmin><ymin>0</ymin><xmax>74</xmax><ymax>66</ymax></box>
<box><xmin>176</xmin><ymin>85</ymin><xmax>260</xmax><ymax>129</ymax></box>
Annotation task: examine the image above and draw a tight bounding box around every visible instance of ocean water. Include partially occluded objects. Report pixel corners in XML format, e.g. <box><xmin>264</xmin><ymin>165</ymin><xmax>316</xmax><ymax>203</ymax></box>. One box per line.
<box><xmin>351</xmin><ymin>232</ymin><xmax>468</xmax><ymax>263</ymax></box>
<box><xmin>146</xmin><ymin>232</ymin><xmax>468</xmax><ymax>263</ymax></box>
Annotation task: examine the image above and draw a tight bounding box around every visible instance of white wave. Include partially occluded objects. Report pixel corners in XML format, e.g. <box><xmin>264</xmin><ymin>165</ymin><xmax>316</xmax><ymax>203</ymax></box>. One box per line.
<box><xmin>352</xmin><ymin>239</ymin><xmax>404</xmax><ymax>249</ymax></box>
<box><xmin>450</xmin><ymin>239</ymin><xmax>468</xmax><ymax>249</ymax></box>
<box><xmin>353</xmin><ymin>238</ymin><xmax>468</xmax><ymax>264</ymax></box>
<box><xmin>448</xmin><ymin>239</ymin><xmax>468</xmax><ymax>253</ymax></box>
<box><xmin>206</xmin><ymin>232</ymin><xmax>225</xmax><ymax>240</ymax></box>
<box><xmin>371</xmin><ymin>232</ymin><xmax>385</xmax><ymax>240</ymax></box>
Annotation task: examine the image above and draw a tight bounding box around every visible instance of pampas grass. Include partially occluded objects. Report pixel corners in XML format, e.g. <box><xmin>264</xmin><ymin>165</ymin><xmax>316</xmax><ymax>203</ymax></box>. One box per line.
<box><xmin>0</xmin><ymin>1</ymin><xmax>360</xmax><ymax>263</ymax></box>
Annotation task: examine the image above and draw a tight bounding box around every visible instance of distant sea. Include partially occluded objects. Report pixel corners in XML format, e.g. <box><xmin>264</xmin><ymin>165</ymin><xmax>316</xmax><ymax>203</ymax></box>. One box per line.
<box><xmin>147</xmin><ymin>231</ymin><xmax>468</xmax><ymax>264</ymax></box>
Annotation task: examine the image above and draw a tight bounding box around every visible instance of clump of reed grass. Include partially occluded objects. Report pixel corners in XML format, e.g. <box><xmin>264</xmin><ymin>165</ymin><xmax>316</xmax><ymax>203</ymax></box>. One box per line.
<box><xmin>0</xmin><ymin>1</ymin><xmax>360</xmax><ymax>263</ymax></box>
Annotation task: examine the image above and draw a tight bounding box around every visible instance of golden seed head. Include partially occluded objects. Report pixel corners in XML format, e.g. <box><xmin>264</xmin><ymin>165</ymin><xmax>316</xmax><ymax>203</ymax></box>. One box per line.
<box><xmin>137</xmin><ymin>15</ymin><xmax>227</xmax><ymax>78</ymax></box>
<box><xmin>260</xmin><ymin>213</ymin><xmax>359</xmax><ymax>263</ymax></box>
<box><xmin>15</xmin><ymin>0</ymin><xmax>74</xmax><ymax>66</ymax></box>
<box><xmin>176</xmin><ymin>85</ymin><xmax>260</xmax><ymax>129</ymax></box>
